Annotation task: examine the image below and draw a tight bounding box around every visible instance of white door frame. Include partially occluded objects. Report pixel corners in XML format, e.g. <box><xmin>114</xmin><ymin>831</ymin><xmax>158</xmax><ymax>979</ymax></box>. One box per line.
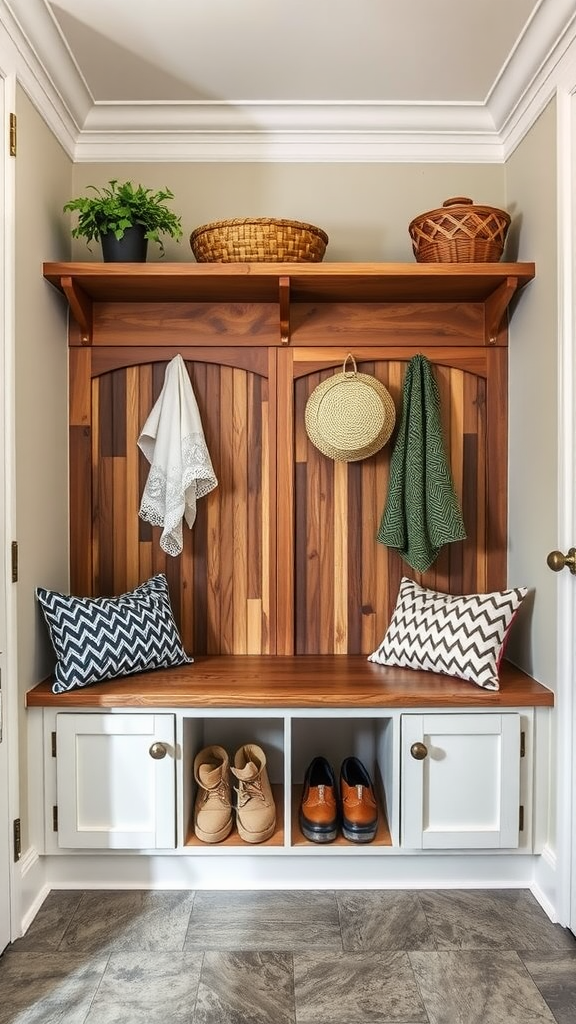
<box><xmin>554</xmin><ymin>80</ymin><xmax>576</xmax><ymax>931</ymax></box>
<box><xmin>0</xmin><ymin>64</ymin><xmax>18</xmax><ymax>951</ymax></box>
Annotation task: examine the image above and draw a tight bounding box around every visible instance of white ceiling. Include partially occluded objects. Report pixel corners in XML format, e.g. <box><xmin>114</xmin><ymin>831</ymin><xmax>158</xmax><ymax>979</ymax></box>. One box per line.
<box><xmin>3</xmin><ymin>0</ymin><xmax>576</xmax><ymax>161</ymax></box>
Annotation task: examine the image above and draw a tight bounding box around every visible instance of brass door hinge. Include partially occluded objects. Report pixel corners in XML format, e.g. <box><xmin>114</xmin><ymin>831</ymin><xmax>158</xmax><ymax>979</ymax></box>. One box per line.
<box><xmin>9</xmin><ymin>113</ymin><xmax>16</xmax><ymax>157</ymax></box>
<box><xmin>51</xmin><ymin>731</ymin><xmax>57</xmax><ymax>757</ymax></box>
<box><xmin>13</xmin><ymin>818</ymin><xmax>21</xmax><ymax>861</ymax></box>
<box><xmin>52</xmin><ymin>806</ymin><xmax>58</xmax><ymax>832</ymax></box>
<box><xmin>520</xmin><ymin>731</ymin><xmax>526</xmax><ymax>757</ymax></box>
<box><xmin>519</xmin><ymin>805</ymin><xmax>524</xmax><ymax>832</ymax></box>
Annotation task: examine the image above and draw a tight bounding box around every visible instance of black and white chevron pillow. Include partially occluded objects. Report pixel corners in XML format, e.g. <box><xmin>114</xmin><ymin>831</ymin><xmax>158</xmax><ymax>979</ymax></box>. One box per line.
<box><xmin>36</xmin><ymin>573</ymin><xmax>192</xmax><ymax>694</ymax></box>
<box><xmin>368</xmin><ymin>577</ymin><xmax>528</xmax><ymax>690</ymax></box>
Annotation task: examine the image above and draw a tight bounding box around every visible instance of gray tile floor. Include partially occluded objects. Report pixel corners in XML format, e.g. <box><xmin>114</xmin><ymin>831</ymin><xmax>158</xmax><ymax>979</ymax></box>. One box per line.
<box><xmin>1</xmin><ymin>888</ymin><xmax>576</xmax><ymax>1023</ymax></box>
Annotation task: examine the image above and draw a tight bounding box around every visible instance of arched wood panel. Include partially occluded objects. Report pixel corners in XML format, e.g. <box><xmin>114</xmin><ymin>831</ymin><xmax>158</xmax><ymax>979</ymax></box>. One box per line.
<box><xmin>73</xmin><ymin>355</ymin><xmax>275</xmax><ymax>656</ymax></box>
<box><xmin>281</xmin><ymin>350</ymin><xmax>506</xmax><ymax>656</ymax></box>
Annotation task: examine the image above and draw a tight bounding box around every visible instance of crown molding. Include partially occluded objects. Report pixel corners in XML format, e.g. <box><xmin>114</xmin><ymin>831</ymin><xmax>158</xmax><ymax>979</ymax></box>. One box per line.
<box><xmin>72</xmin><ymin>128</ymin><xmax>505</xmax><ymax>165</ymax></box>
<box><xmin>0</xmin><ymin>0</ymin><xmax>84</xmax><ymax>157</ymax></box>
<box><xmin>1</xmin><ymin>0</ymin><xmax>575</xmax><ymax>163</ymax></box>
<box><xmin>75</xmin><ymin>101</ymin><xmax>500</xmax><ymax>163</ymax></box>
<box><xmin>490</xmin><ymin>0</ymin><xmax>576</xmax><ymax>159</ymax></box>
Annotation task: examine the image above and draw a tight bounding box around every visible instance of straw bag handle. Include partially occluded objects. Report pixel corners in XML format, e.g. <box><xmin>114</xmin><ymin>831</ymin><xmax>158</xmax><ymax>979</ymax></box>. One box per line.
<box><xmin>342</xmin><ymin>353</ymin><xmax>357</xmax><ymax>375</ymax></box>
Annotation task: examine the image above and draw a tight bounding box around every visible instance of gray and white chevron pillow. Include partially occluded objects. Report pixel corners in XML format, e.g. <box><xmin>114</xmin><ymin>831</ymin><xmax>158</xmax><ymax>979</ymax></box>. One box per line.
<box><xmin>368</xmin><ymin>577</ymin><xmax>528</xmax><ymax>690</ymax></box>
<box><xmin>36</xmin><ymin>573</ymin><xmax>192</xmax><ymax>694</ymax></box>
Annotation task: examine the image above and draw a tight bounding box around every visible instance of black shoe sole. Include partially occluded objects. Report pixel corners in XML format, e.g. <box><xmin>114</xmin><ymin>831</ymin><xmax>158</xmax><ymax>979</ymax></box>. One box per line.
<box><xmin>341</xmin><ymin>821</ymin><xmax>378</xmax><ymax>843</ymax></box>
<box><xmin>299</xmin><ymin>815</ymin><xmax>338</xmax><ymax>843</ymax></box>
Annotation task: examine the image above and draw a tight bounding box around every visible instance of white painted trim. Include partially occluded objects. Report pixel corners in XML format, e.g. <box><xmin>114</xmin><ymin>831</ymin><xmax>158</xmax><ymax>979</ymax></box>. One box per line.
<box><xmin>0</xmin><ymin>63</ymin><xmax>19</xmax><ymax>945</ymax></box>
<box><xmin>42</xmin><ymin>851</ymin><xmax>538</xmax><ymax>893</ymax></box>
<box><xmin>82</xmin><ymin>100</ymin><xmax>496</xmax><ymax>134</ymax></box>
<box><xmin>17</xmin><ymin>846</ymin><xmax>48</xmax><ymax>937</ymax></box>
<box><xmin>552</xmin><ymin>84</ymin><xmax>576</xmax><ymax>931</ymax></box>
<box><xmin>490</xmin><ymin>0</ymin><xmax>576</xmax><ymax>129</ymax></box>
<box><xmin>72</xmin><ymin>131</ymin><xmax>506</xmax><ymax>165</ymax></box>
<box><xmin>532</xmin><ymin>843</ymin><xmax>560</xmax><ymax>923</ymax></box>
<box><xmin>0</xmin><ymin>0</ymin><xmax>81</xmax><ymax>159</ymax></box>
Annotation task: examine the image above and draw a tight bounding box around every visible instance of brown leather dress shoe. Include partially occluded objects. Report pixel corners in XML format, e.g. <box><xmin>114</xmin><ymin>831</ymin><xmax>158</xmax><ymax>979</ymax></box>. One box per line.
<box><xmin>340</xmin><ymin>756</ymin><xmax>378</xmax><ymax>843</ymax></box>
<box><xmin>299</xmin><ymin>756</ymin><xmax>338</xmax><ymax>843</ymax></box>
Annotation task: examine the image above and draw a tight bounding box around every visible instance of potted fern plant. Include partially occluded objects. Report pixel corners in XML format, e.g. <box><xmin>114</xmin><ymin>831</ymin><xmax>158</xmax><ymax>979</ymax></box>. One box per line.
<box><xmin>63</xmin><ymin>179</ymin><xmax>183</xmax><ymax>261</ymax></box>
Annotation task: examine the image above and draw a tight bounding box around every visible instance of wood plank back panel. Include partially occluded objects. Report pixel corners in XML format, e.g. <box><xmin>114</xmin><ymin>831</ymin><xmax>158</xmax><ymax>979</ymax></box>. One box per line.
<box><xmin>287</xmin><ymin>350</ymin><xmax>504</xmax><ymax>655</ymax></box>
<box><xmin>72</xmin><ymin>354</ymin><xmax>274</xmax><ymax>656</ymax></box>
<box><xmin>70</xmin><ymin>335</ymin><xmax>507</xmax><ymax>661</ymax></box>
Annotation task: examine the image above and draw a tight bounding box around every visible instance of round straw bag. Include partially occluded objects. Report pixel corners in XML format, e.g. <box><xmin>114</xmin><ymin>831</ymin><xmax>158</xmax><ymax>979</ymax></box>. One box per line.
<box><xmin>305</xmin><ymin>355</ymin><xmax>396</xmax><ymax>462</ymax></box>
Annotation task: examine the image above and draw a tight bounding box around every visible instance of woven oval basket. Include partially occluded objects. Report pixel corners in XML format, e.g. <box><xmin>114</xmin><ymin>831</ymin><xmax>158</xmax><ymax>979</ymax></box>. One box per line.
<box><xmin>190</xmin><ymin>217</ymin><xmax>329</xmax><ymax>263</ymax></box>
<box><xmin>408</xmin><ymin>197</ymin><xmax>511</xmax><ymax>263</ymax></box>
<box><xmin>305</xmin><ymin>355</ymin><xmax>396</xmax><ymax>462</ymax></box>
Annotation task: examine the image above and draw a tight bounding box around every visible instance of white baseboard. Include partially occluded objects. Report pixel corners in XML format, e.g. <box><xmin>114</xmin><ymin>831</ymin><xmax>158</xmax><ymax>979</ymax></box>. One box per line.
<box><xmin>17</xmin><ymin>845</ymin><xmax>49</xmax><ymax>936</ymax></box>
<box><xmin>42</xmin><ymin>851</ymin><xmax>538</xmax><ymax>892</ymax></box>
<box><xmin>530</xmin><ymin>843</ymin><xmax>559</xmax><ymax>923</ymax></box>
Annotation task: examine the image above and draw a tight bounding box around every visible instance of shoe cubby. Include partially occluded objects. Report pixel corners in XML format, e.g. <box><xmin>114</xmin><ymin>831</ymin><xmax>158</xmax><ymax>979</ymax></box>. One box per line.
<box><xmin>181</xmin><ymin>712</ymin><xmax>286</xmax><ymax>849</ymax></box>
<box><xmin>289</xmin><ymin>713</ymin><xmax>398</xmax><ymax>849</ymax></box>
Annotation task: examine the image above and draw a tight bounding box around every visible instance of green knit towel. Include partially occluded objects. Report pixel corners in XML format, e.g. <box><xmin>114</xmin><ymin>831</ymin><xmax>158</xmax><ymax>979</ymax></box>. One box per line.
<box><xmin>377</xmin><ymin>354</ymin><xmax>466</xmax><ymax>572</ymax></box>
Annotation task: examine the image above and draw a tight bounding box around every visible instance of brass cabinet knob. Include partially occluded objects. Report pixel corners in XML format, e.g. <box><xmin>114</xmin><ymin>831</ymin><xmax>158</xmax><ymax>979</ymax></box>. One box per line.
<box><xmin>149</xmin><ymin>742</ymin><xmax>167</xmax><ymax>760</ymax></box>
<box><xmin>410</xmin><ymin>741</ymin><xmax>428</xmax><ymax>760</ymax></box>
<box><xmin>547</xmin><ymin>548</ymin><xmax>576</xmax><ymax>575</ymax></box>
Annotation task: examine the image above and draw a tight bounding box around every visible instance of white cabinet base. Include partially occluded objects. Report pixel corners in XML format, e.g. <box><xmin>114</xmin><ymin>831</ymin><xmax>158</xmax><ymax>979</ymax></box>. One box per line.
<box><xmin>52</xmin><ymin>713</ymin><xmax>176</xmax><ymax>850</ymax></box>
<box><xmin>401</xmin><ymin>714</ymin><xmax>522</xmax><ymax>850</ymax></box>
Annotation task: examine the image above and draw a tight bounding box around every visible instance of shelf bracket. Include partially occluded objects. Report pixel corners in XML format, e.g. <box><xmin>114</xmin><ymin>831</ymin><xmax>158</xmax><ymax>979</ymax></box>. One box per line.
<box><xmin>484</xmin><ymin>276</ymin><xmax>518</xmax><ymax>345</ymax></box>
<box><xmin>60</xmin><ymin>276</ymin><xmax>93</xmax><ymax>344</ymax></box>
<box><xmin>279</xmin><ymin>275</ymin><xmax>290</xmax><ymax>344</ymax></box>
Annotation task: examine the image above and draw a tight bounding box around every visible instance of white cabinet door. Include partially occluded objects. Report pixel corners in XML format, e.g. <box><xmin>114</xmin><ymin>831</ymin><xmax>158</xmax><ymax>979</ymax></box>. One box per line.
<box><xmin>401</xmin><ymin>713</ymin><xmax>520</xmax><ymax>850</ymax></box>
<box><xmin>56</xmin><ymin>713</ymin><xmax>176</xmax><ymax>849</ymax></box>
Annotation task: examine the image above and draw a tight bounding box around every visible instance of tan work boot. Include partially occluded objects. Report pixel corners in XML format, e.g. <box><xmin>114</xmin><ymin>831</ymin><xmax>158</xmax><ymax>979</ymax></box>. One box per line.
<box><xmin>194</xmin><ymin>745</ymin><xmax>233</xmax><ymax>843</ymax></box>
<box><xmin>231</xmin><ymin>743</ymin><xmax>276</xmax><ymax>844</ymax></box>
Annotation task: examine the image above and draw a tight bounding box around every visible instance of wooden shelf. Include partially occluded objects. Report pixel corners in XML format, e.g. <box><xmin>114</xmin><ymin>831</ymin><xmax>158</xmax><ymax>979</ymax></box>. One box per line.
<box><xmin>43</xmin><ymin>261</ymin><xmax>535</xmax><ymax>346</ymax></box>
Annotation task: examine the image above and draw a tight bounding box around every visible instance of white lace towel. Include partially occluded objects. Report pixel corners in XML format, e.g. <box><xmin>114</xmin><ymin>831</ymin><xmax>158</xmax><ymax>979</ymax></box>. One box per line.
<box><xmin>138</xmin><ymin>354</ymin><xmax>218</xmax><ymax>556</ymax></box>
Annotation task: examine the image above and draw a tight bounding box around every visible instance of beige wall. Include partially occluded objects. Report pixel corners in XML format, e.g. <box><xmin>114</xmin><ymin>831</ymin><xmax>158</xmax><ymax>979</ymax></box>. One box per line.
<box><xmin>505</xmin><ymin>99</ymin><xmax>558</xmax><ymax>685</ymax></box>
<box><xmin>15</xmin><ymin>86</ymin><xmax>71</xmax><ymax>846</ymax></box>
<box><xmin>69</xmin><ymin>162</ymin><xmax>506</xmax><ymax>262</ymax></box>
<box><xmin>504</xmin><ymin>99</ymin><xmax>559</xmax><ymax>863</ymax></box>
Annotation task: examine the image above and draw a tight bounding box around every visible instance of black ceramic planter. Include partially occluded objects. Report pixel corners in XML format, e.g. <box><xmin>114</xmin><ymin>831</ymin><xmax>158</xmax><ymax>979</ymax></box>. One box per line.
<box><xmin>100</xmin><ymin>224</ymin><xmax>148</xmax><ymax>262</ymax></box>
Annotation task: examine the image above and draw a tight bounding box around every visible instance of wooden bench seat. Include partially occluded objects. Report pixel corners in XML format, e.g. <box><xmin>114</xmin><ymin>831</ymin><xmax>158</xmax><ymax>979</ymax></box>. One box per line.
<box><xmin>25</xmin><ymin>655</ymin><xmax>554</xmax><ymax>709</ymax></box>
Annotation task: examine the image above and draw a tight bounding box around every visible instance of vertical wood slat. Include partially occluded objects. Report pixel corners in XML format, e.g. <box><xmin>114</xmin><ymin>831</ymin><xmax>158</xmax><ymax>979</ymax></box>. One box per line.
<box><xmin>219</xmin><ymin>365</ymin><xmax>235</xmax><ymax>653</ymax></box>
<box><xmin>303</xmin><ymin>372</ymin><xmax>320</xmax><ymax>654</ymax></box>
<box><xmin>333</xmin><ymin>460</ymin><xmax>348</xmax><ymax>653</ymax></box>
<box><xmin>319</xmin><ymin>443</ymin><xmax>334</xmax><ymax>654</ymax></box>
<box><xmin>69</xmin><ymin>348</ymin><xmax>93</xmax><ymax>594</ymax></box>
<box><xmin>265</xmin><ymin>349</ymin><xmax>278</xmax><ymax>654</ymax></box>
<box><xmin>204</xmin><ymin>362</ymin><xmax>222</xmax><ymax>654</ymax></box>
<box><xmin>276</xmin><ymin>349</ymin><xmax>295</xmax><ymax>654</ymax></box>
<box><xmin>232</xmin><ymin>367</ymin><xmax>248</xmax><ymax>654</ymax></box>
<box><xmin>188</xmin><ymin>361</ymin><xmax>206</xmax><ymax>655</ymax></box>
<box><xmin>125</xmin><ymin>367</ymin><xmax>141</xmax><ymax>589</ymax></box>
<box><xmin>347</xmin><ymin>461</ymin><xmax>362</xmax><ymax>653</ymax></box>
<box><xmin>486</xmin><ymin>347</ymin><xmax>507</xmax><ymax>590</ymax></box>
<box><xmin>260</xmin><ymin>370</ymin><xmax>271</xmax><ymax>653</ymax></box>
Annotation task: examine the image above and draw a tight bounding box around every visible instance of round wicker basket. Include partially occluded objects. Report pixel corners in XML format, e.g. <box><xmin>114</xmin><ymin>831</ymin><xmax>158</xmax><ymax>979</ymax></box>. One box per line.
<box><xmin>190</xmin><ymin>217</ymin><xmax>329</xmax><ymax>263</ymax></box>
<box><xmin>408</xmin><ymin>197</ymin><xmax>511</xmax><ymax>263</ymax></box>
<box><xmin>304</xmin><ymin>355</ymin><xmax>396</xmax><ymax>463</ymax></box>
